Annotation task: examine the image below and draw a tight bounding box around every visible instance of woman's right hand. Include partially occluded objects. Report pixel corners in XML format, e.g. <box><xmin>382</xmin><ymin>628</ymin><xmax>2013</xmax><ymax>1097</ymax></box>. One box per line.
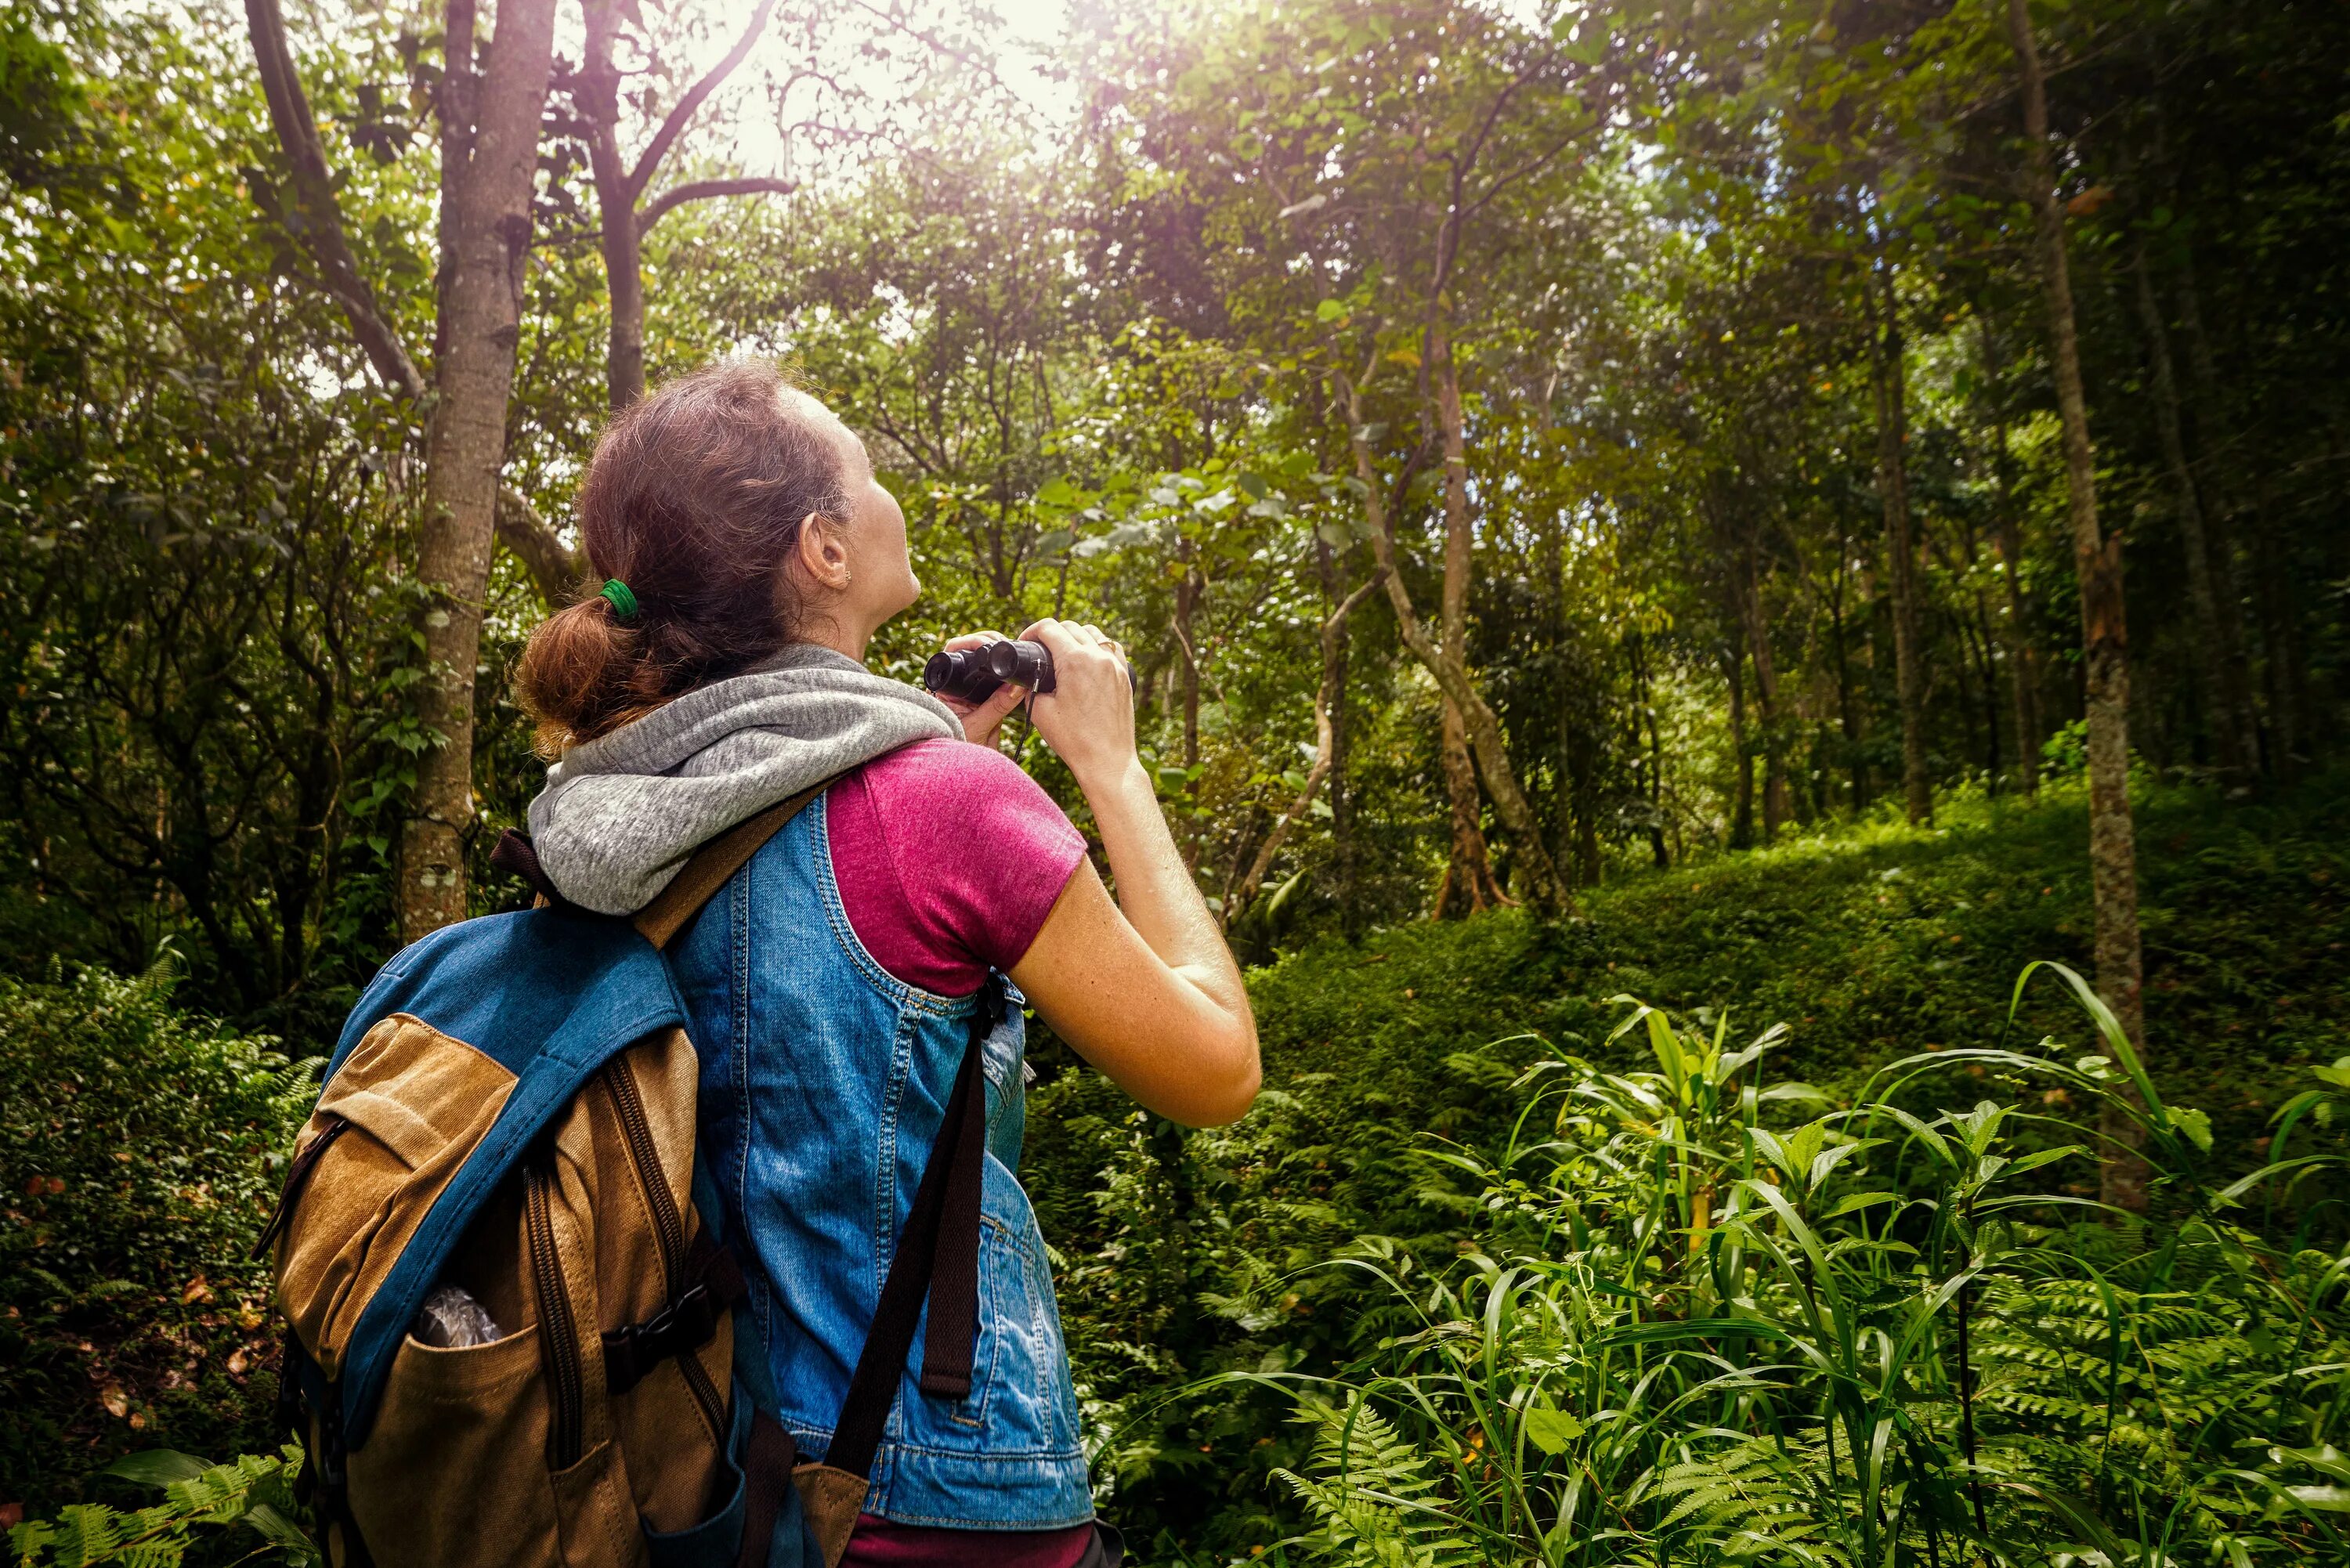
<box><xmin>1018</xmin><ymin>619</ymin><xmax>1137</xmax><ymax>789</ymax></box>
<box><xmin>936</xmin><ymin>630</ymin><xmax>1026</xmax><ymax>749</ymax></box>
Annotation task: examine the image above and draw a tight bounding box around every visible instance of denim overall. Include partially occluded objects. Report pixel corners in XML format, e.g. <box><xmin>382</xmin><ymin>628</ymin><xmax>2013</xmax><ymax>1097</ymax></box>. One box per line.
<box><xmin>667</xmin><ymin>789</ymin><xmax>1094</xmax><ymax>1530</ymax></box>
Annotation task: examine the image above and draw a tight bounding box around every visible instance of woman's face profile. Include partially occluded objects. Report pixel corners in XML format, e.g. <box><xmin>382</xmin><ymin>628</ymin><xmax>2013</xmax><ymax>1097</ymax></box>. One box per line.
<box><xmin>790</xmin><ymin>390</ymin><xmax>921</xmax><ymax>647</ymax></box>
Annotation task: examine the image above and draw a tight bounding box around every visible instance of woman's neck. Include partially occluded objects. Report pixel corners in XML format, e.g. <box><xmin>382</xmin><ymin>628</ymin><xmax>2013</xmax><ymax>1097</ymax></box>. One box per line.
<box><xmin>794</xmin><ymin>614</ymin><xmax>873</xmax><ymax>666</ymax></box>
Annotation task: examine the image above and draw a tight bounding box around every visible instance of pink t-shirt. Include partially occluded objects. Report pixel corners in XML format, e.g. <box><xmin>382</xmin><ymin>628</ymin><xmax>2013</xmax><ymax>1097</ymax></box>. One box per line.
<box><xmin>842</xmin><ymin>1514</ymin><xmax>1096</xmax><ymax>1568</ymax></box>
<box><xmin>823</xmin><ymin>737</ymin><xmax>1097</xmax><ymax>1566</ymax></box>
<box><xmin>825</xmin><ymin>737</ymin><xmax>1088</xmax><ymax>996</ymax></box>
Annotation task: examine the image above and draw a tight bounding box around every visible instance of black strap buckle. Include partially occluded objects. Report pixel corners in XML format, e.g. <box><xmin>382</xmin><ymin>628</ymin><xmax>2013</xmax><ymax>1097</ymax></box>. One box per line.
<box><xmin>490</xmin><ymin>829</ymin><xmax>575</xmax><ymax>910</ymax></box>
<box><xmin>601</xmin><ymin>1281</ymin><xmax>721</xmax><ymax>1397</ymax></box>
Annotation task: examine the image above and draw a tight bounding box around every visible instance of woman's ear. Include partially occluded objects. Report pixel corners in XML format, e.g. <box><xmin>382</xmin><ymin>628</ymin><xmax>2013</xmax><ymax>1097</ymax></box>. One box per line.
<box><xmin>795</xmin><ymin>512</ymin><xmax>852</xmax><ymax>591</ymax></box>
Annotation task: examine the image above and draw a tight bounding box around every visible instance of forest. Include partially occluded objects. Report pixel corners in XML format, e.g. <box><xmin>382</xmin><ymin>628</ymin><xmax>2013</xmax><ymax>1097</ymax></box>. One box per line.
<box><xmin>2</xmin><ymin>0</ymin><xmax>2348</xmax><ymax>1560</ymax></box>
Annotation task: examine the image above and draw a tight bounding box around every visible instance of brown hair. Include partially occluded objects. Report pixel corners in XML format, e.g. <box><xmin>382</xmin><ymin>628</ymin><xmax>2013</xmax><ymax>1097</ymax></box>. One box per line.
<box><xmin>516</xmin><ymin>360</ymin><xmax>852</xmax><ymax>754</ymax></box>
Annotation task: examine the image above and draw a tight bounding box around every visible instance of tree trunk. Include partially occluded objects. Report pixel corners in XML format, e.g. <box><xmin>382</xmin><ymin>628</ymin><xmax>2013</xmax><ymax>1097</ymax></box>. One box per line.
<box><xmin>1983</xmin><ymin>323</ymin><xmax>2040</xmax><ymax>798</ymax></box>
<box><xmin>2009</xmin><ymin>0</ymin><xmax>2149</xmax><ymax>1213</ymax></box>
<box><xmin>1565</xmin><ymin>720</ymin><xmax>1603</xmax><ymax>885</ymax></box>
<box><xmin>1176</xmin><ymin>564</ymin><xmax>1201</xmax><ymax>770</ymax></box>
<box><xmin>2167</xmin><ymin>245</ymin><xmax>2266</xmax><ymax>783</ymax></box>
<box><xmin>403</xmin><ymin>0</ymin><xmax>562</xmax><ymax>941</ymax></box>
<box><xmin>1736</xmin><ymin>518</ymin><xmax>1791</xmax><ymax>840</ymax></box>
<box><xmin>580</xmin><ymin>0</ymin><xmax>645</xmax><ymax>412</ymax></box>
<box><xmin>1340</xmin><ymin>367</ymin><xmax>1570</xmax><ymax>916</ymax></box>
<box><xmin>574</xmin><ymin>0</ymin><xmax>781</xmax><ymax>412</ymax></box>
<box><xmin>1973</xmin><ymin>588</ymin><xmax>2003</xmax><ymax>784</ymax></box>
<box><xmin>1430</xmin><ymin>324</ymin><xmax>1507</xmax><ymax>916</ymax></box>
<box><xmin>1321</xmin><ymin>542</ymin><xmax>1360</xmax><ymax>930</ymax></box>
<box><xmin>1828</xmin><ymin>549</ymin><xmax>1867</xmax><ymax>812</ymax></box>
<box><xmin>1726</xmin><ymin>641</ymin><xmax>1755</xmax><ymax>851</ymax></box>
<box><xmin>2248</xmin><ymin>476</ymin><xmax>2305</xmax><ymax>784</ymax></box>
<box><xmin>1631</xmin><ymin>630</ymin><xmax>1669</xmax><ymax>869</ymax></box>
<box><xmin>495</xmin><ymin>486</ymin><xmax>584</xmax><ymax>607</ymax></box>
<box><xmin>1173</xmin><ymin>558</ymin><xmax>1202</xmax><ymax>874</ymax></box>
<box><xmin>2131</xmin><ymin>246</ymin><xmax>2253</xmax><ymax>782</ymax></box>
<box><xmin>1226</xmin><ymin>575</ymin><xmax>1382</xmax><ymax>929</ymax></box>
<box><xmin>1434</xmin><ymin>703</ymin><xmax>1509</xmax><ymax>917</ymax></box>
<box><xmin>1868</xmin><ymin>262</ymin><xmax>1931</xmax><ymax>825</ymax></box>
<box><xmin>245</xmin><ymin>0</ymin><xmax>425</xmax><ymax>396</ymax></box>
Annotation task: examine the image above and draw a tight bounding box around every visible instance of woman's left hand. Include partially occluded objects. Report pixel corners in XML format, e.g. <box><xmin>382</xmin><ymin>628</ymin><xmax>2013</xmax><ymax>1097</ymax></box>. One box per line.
<box><xmin>935</xmin><ymin>630</ymin><xmax>1028</xmax><ymax>748</ymax></box>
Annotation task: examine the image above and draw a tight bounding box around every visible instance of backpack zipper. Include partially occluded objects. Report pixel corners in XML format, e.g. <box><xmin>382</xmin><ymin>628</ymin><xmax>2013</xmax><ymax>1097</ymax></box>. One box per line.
<box><xmin>525</xmin><ymin>1156</ymin><xmax>586</xmax><ymax>1469</ymax></box>
<box><xmin>600</xmin><ymin>1061</ymin><xmax>726</xmax><ymax>1440</ymax></box>
<box><xmin>250</xmin><ymin>1114</ymin><xmax>349</xmax><ymax>1261</ymax></box>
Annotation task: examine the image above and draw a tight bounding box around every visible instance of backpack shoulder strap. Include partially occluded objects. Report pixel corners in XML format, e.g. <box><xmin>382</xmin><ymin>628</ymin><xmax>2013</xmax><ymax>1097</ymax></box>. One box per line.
<box><xmin>775</xmin><ymin>974</ymin><xmax>1005</xmax><ymax>1563</ymax></box>
<box><xmin>633</xmin><ymin>776</ymin><xmax>839</xmax><ymax>951</ymax></box>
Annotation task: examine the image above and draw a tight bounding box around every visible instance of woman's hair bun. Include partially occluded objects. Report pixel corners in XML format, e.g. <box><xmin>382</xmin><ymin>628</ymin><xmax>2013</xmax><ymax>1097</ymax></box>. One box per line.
<box><xmin>515</xmin><ymin>593</ymin><xmax>646</xmax><ymax>758</ymax></box>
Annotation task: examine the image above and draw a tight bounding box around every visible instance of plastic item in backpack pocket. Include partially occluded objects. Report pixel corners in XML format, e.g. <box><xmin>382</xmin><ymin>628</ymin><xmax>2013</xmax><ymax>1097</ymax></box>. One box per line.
<box><xmin>413</xmin><ymin>1284</ymin><xmax>503</xmax><ymax>1348</ymax></box>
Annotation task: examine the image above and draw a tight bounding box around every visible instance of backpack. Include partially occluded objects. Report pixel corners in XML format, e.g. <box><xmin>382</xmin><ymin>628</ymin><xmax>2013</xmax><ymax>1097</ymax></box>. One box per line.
<box><xmin>256</xmin><ymin>783</ymin><xmax>1003</xmax><ymax>1568</ymax></box>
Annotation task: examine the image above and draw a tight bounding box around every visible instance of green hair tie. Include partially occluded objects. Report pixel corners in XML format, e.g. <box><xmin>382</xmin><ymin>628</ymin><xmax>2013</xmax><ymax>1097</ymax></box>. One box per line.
<box><xmin>598</xmin><ymin>579</ymin><xmax>639</xmax><ymax>620</ymax></box>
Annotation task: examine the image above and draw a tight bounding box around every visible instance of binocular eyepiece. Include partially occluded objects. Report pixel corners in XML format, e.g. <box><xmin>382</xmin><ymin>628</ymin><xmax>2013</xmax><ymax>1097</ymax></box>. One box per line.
<box><xmin>923</xmin><ymin>638</ymin><xmax>1137</xmax><ymax>705</ymax></box>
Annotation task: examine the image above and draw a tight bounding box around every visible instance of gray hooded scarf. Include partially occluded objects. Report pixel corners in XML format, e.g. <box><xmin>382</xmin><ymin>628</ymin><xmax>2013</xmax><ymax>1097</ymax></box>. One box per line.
<box><xmin>526</xmin><ymin>642</ymin><xmax>961</xmax><ymax>916</ymax></box>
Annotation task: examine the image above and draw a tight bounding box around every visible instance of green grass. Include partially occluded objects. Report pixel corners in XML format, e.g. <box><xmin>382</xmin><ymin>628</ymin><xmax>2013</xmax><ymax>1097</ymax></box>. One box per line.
<box><xmin>1249</xmin><ymin>772</ymin><xmax>2348</xmax><ymax>1154</ymax></box>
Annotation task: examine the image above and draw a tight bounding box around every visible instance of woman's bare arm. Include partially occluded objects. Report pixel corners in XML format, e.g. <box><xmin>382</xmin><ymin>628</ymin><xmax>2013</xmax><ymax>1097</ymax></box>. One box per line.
<box><xmin>1002</xmin><ymin>620</ymin><xmax>1259</xmax><ymax>1126</ymax></box>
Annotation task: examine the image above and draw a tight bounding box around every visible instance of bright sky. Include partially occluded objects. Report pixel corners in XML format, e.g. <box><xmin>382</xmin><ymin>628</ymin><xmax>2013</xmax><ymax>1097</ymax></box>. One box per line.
<box><xmin>715</xmin><ymin>0</ymin><xmax>1096</xmax><ymax>186</ymax></box>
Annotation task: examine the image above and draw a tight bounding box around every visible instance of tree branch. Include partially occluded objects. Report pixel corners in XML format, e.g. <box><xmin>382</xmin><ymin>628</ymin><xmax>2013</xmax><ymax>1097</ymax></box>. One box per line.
<box><xmin>637</xmin><ymin>175</ymin><xmax>800</xmax><ymax>234</ymax></box>
<box><xmin>627</xmin><ymin>0</ymin><xmax>780</xmax><ymax>201</ymax></box>
<box><xmin>841</xmin><ymin>0</ymin><xmax>1018</xmax><ymax>102</ymax></box>
<box><xmin>496</xmin><ymin>486</ymin><xmax>585</xmax><ymax>608</ymax></box>
<box><xmin>244</xmin><ymin>0</ymin><xmax>425</xmax><ymax>398</ymax></box>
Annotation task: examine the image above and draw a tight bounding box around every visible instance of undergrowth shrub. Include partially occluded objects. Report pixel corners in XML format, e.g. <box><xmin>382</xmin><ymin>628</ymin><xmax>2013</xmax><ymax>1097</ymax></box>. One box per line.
<box><xmin>0</xmin><ymin>957</ymin><xmax>315</xmax><ymax>1522</ymax></box>
<box><xmin>1236</xmin><ymin>971</ymin><xmax>2350</xmax><ymax>1566</ymax></box>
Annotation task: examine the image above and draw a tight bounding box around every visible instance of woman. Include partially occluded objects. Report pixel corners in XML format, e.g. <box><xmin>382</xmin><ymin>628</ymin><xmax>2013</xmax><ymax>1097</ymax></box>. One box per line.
<box><xmin>515</xmin><ymin>360</ymin><xmax>1259</xmax><ymax>1568</ymax></box>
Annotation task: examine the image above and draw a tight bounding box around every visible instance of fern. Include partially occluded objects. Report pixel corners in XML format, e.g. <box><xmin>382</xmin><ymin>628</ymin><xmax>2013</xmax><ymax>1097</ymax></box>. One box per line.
<box><xmin>7</xmin><ymin>1447</ymin><xmax>313</xmax><ymax>1568</ymax></box>
<box><xmin>1649</xmin><ymin>1437</ymin><xmax>1845</xmax><ymax>1563</ymax></box>
<box><xmin>1276</xmin><ymin>1394</ymin><xmax>1480</xmax><ymax>1567</ymax></box>
<box><xmin>1229</xmin><ymin>995</ymin><xmax>2350</xmax><ymax>1567</ymax></box>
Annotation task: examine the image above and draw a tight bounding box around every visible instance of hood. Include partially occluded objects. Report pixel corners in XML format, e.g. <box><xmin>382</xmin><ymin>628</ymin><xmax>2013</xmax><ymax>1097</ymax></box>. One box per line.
<box><xmin>525</xmin><ymin>643</ymin><xmax>960</xmax><ymax>916</ymax></box>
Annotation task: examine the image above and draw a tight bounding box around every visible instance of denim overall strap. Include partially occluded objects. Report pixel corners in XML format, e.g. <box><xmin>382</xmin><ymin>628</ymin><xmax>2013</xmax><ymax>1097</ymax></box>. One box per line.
<box><xmin>637</xmin><ymin>780</ymin><xmax>842</xmax><ymax>951</ymax></box>
<box><xmin>827</xmin><ymin>975</ymin><xmax>1005</xmax><ymax>1474</ymax></box>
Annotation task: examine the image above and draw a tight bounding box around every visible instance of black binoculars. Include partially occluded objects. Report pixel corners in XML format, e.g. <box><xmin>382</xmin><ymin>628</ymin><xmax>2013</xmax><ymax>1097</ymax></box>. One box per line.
<box><xmin>923</xmin><ymin>639</ymin><xmax>1137</xmax><ymax>704</ymax></box>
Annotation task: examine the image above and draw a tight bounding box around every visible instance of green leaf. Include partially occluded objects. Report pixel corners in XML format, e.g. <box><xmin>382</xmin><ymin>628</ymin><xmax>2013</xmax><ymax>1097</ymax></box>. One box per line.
<box><xmin>241</xmin><ymin>1502</ymin><xmax>313</xmax><ymax>1552</ymax></box>
<box><xmin>1314</xmin><ymin>299</ymin><xmax>1347</xmax><ymax>322</ymax></box>
<box><xmin>105</xmin><ymin>1450</ymin><xmax>214</xmax><ymax>1487</ymax></box>
<box><xmin>1827</xmin><ymin>1190</ymin><xmax>1899</xmax><ymax>1216</ymax></box>
<box><xmin>1878</xmin><ymin>1105</ymin><xmax>1955</xmax><ymax>1169</ymax></box>
<box><xmin>2274</xmin><ymin>1443</ymin><xmax>2350</xmax><ymax>1483</ymax></box>
<box><xmin>1522</xmin><ymin>1405</ymin><xmax>1585</xmax><ymax>1455</ymax></box>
